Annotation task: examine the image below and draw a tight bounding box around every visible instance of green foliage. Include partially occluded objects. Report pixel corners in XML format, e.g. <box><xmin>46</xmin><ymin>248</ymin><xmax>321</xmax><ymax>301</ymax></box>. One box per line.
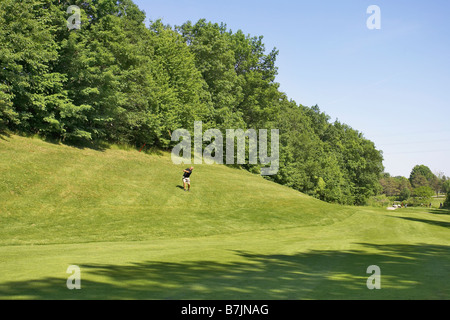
<box><xmin>380</xmin><ymin>175</ymin><xmax>412</xmax><ymax>197</ymax></box>
<box><xmin>147</xmin><ymin>20</ymin><xmax>214</xmax><ymax>146</ymax></box>
<box><xmin>0</xmin><ymin>0</ymin><xmax>69</xmax><ymax>136</ymax></box>
<box><xmin>444</xmin><ymin>192</ymin><xmax>450</xmax><ymax>209</ymax></box>
<box><xmin>443</xmin><ymin>180</ymin><xmax>450</xmax><ymax>194</ymax></box>
<box><xmin>367</xmin><ymin>194</ymin><xmax>391</xmax><ymax>208</ymax></box>
<box><xmin>409</xmin><ymin>165</ymin><xmax>436</xmax><ymax>188</ymax></box>
<box><xmin>381</xmin><ymin>166</ymin><xmax>448</xmax><ymax>204</ymax></box>
<box><xmin>399</xmin><ymin>187</ymin><xmax>411</xmax><ymax>201</ymax></box>
<box><xmin>413</xmin><ymin>186</ymin><xmax>435</xmax><ymax>200</ymax></box>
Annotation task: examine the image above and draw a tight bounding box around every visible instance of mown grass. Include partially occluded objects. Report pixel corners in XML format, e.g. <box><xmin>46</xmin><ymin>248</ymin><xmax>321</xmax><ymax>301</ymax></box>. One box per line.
<box><xmin>0</xmin><ymin>134</ymin><xmax>449</xmax><ymax>300</ymax></box>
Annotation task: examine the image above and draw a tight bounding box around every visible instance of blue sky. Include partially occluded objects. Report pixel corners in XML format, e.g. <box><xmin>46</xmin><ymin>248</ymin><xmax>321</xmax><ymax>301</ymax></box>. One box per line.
<box><xmin>134</xmin><ymin>0</ymin><xmax>450</xmax><ymax>178</ymax></box>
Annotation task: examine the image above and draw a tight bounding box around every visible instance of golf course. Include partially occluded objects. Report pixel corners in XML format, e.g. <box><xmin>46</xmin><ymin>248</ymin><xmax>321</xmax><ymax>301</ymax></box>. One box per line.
<box><xmin>1</xmin><ymin>134</ymin><xmax>449</xmax><ymax>300</ymax></box>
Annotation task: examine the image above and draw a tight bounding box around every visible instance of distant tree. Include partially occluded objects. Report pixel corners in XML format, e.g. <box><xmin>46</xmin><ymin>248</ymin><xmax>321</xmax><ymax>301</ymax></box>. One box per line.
<box><xmin>379</xmin><ymin>175</ymin><xmax>412</xmax><ymax>197</ymax></box>
<box><xmin>434</xmin><ymin>172</ymin><xmax>448</xmax><ymax>196</ymax></box>
<box><xmin>178</xmin><ymin>19</ymin><xmax>245</xmax><ymax>129</ymax></box>
<box><xmin>413</xmin><ymin>186</ymin><xmax>434</xmax><ymax>201</ymax></box>
<box><xmin>430</xmin><ymin>175</ymin><xmax>442</xmax><ymax>196</ymax></box>
<box><xmin>399</xmin><ymin>188</ymin><xmax>411</xmax><ymax>201</ymax></box>
<box><xmin>411</xmin><ymin>174</ymin><xmax>429</xmax><ymax>188</ymax></box>
<box><xmin>443</xmin><ymin>192</ymin><xmax>450</xmax><ymax>209</ymax></box>
<box><xmin>381</xmin><ymin>172</ymin><xmax>391</xmax><ymax>179</ymax></box>
<box><xmin>409</xmin><ymin>165</ymin><xmax>435</xmax><ymax>188</ymax></box>
<box><xmin>380</xmin><ymin>176</ymin><xmax>397</xmax><ymax>196</ymax></box>
<box><xmin>0</xmin><ymin>86</ymin><xmax>16</xmax><ymax>131</ymax></box>
<box><xmin>442</xmin><ymin>180</ymin><xmax>450</xmax><ymax>194</ymax></box>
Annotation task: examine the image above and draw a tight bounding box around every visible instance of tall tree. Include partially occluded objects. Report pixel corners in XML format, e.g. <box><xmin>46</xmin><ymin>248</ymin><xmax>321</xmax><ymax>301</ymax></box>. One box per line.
<box><xmin>178</xmin><ymin>20</ymin><xmax>245</xmax><ymax>129</ymax></box>
<box><xmin>410</xmin><ymin>165</ymin><xmax>436</xmax><ymax>188</ymax></box>
<box><xmin>444</xmin><ymin>192</ymin><xmax>450</xmax><ymax>208</ymax></box>
<box><xmin>148</xmin><ymin>20</ymin><xmax>213</xmax><ymax>145</ymax></box>
<box><xmin>0</xmin><ymin>0</ymin><xmax>81</xmax><ymax>138</ymax></box>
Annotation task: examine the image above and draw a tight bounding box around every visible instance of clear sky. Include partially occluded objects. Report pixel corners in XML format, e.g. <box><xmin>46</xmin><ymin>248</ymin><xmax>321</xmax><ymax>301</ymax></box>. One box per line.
<box><xmin>133</xmin><ymin>0</ymin><xmax>450</xmax><ymax>178</ymax></box>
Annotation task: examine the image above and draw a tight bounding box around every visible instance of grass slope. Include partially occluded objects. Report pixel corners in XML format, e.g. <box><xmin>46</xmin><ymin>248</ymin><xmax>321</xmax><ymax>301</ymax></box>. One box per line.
<box><xmin>0</xmin><ymin>134</ymin><xmax>449</xmax><ymax>300</ymax></box>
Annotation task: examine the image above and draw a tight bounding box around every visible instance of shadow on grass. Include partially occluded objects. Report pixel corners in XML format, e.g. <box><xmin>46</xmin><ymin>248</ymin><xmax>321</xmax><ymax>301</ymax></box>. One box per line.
<box><xmin>0</xmin><ymin>131</ymin><xmax>11</xmax><ymax>140</ymax></box>
<box><xmin>429</xmin><ymin>208</ymin><xmax>450</xmax><ymax>216</ymax></box>
<box><xmin>2</xmin><ymin>131</ymin><xmax>108</xmax><ymax>152</ymax></box>
<box><xmin>392</xmin><ymin>216</ymin><xmax>450</xmax><ymax>229</ymax></box>
<box><xmin>0</xmin><ymin>243</ymin><xmax>449</xmax><ymax>300</ymax></box>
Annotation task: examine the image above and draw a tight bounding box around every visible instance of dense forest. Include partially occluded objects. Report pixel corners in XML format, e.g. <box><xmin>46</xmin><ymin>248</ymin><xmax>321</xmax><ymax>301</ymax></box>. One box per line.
<box><xmin>0</xmin><ymin>0</ymin><xmax>386</xmax><ymax>205</ymax></box>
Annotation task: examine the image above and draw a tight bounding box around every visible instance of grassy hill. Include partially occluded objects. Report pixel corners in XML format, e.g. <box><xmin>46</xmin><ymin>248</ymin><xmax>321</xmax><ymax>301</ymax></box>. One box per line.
<box><xmin>0</xmin><ymin>134</ymin><xmax>449</xmax><ymax>300</ymax></box>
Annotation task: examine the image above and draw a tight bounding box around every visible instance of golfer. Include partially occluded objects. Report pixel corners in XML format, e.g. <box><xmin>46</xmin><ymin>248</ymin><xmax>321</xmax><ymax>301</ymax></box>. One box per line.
<box><xmin>183</xmin><ymin>167</ymin><xmax>194</xmax><ymax>192</ymax></box>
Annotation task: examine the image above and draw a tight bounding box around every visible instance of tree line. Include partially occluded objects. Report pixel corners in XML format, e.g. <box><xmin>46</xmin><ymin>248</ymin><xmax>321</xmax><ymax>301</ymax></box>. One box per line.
<box><xmin>0</xmin><ymin>0</ymin><xmax>384</xmax><ymax>205</ymax></box>
<box><xmin>379</xmin><ymin>165</ymin><xmax>450</xmax><ymax>208</ymax></box>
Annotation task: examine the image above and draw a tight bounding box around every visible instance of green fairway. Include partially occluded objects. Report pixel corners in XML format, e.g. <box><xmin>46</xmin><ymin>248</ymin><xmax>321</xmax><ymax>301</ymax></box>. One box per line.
<box><xmin>1</xmin><ymin>135</ymin><xmax>449</xmax><ymax>300</ymax></box>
